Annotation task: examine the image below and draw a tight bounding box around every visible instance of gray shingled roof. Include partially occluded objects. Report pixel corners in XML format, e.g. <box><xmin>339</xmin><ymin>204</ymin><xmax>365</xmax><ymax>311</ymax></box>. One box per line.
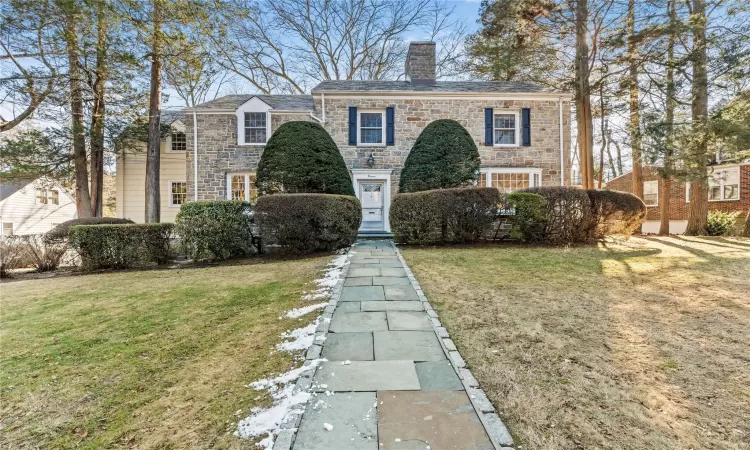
<box><xmin>311</xmin><ymin>80</ymin><xmax>559</xmax><ymax>94</ymax></box>
<box><xmin>0</xmin><ymin>178</ymin><xmax>33</xmax><ymax>202</ymax></box>
<box><xmin>193</xmin><ymin>95</ymin><xmax>314</xmax><ymax>111</ymax></box>
<box><xmin>161</xmin><ymin>109</ymin><xmax>186</xmax><ymax>124</ymax></box>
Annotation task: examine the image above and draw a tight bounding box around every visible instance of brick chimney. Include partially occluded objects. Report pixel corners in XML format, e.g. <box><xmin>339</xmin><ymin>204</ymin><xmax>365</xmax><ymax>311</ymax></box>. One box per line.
<box><xmin>405</xmin><ymin>42</ymin><xmax>436</xmax><ymax>84</ymax></box>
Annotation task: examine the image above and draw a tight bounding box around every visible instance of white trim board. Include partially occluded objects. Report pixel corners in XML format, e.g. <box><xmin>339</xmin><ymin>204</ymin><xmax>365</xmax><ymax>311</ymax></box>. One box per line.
<box><xmin>351</xmin><ymin>169</ymin><xmax>393</xmax><ymax>233</ymax></box>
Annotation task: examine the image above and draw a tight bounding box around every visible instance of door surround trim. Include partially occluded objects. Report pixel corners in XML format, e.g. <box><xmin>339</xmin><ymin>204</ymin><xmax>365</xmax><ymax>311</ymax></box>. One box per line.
<box><xmin>351</xmin><ymin>169</ymin><xmax>393</xmax><ymax>232</ymax></box>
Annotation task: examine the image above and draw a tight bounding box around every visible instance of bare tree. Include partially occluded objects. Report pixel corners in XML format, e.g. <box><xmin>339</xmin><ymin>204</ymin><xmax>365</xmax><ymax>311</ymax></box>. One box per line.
<box><xmin>164</xmin><ymin>43</ymin><xmax>230</xmax><ymax>107</ymax></box>
<box><xmin>210</xmin><ymin>0</ymin><xmax>466</xmax><ymax>93</ymax></box>
<box><xmin>0</xmin><ymin>2</ymin><xmax>61</xmax><ymax>132</ymax></box>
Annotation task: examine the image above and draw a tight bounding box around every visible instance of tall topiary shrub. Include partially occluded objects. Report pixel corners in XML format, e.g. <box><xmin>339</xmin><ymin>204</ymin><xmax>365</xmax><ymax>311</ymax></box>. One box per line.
<box><xmin>256</xmin><ymin>121</ymin><xmax>355</xmax><ymax>196</ymax></box>
<box><xmin>399</xmin><ymin>119</ymin><xmax>481</xmax><ymax>193</ymax></box>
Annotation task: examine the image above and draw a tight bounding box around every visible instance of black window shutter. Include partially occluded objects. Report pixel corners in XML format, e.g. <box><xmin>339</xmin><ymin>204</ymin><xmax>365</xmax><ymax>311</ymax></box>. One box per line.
<box><xmin>348</xmin><ymin>106</ymin><xmax>357</xmax><ymax>145</ymax></box>
<box><xmin>484</xmin><ymin>108</ymin><xmax>494</xmax><ymax>146</ymax></box>
<box><xmin>386</xmin><ymin>107</ymin><xmax>395</xmax><ymax>146</ymax></box>
<box><xmin>522</xmin><ymin>108</ymin><xmax>531</xmax><ymax>146</ymax></box>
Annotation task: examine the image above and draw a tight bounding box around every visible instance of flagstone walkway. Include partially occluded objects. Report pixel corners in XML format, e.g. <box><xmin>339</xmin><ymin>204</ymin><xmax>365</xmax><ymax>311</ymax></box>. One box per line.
<box><xmin>275</xmin><ymin>240</ymin><xmax>515</xmax><ymax>450</ymax></box>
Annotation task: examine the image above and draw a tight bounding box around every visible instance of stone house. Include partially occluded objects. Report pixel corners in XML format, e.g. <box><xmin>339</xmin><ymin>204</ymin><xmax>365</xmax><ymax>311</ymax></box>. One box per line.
<box><xmin>117</xmin><ymin>42</ymin><xmax>573</xmax><ymax>233</ymax></box>
<box><xmin>606</xmin><ymin>163</ymin><xmax>750</xmax><ymax>234</ymax></box>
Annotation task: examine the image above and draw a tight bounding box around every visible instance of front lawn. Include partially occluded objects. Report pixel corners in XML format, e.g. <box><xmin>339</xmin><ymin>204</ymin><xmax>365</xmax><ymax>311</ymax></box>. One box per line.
<box><xmin>401</xmin><ymin>236</ymin><xmax>750</xmax><ymax>450</ymax></box>
<box><xmin>0</xmin><ymin>257</ymin><xmax>330</xmax><ymax>448</ymax></box>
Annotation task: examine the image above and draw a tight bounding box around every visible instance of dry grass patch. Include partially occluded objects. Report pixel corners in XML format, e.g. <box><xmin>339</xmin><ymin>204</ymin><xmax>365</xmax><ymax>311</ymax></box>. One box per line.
<box><xmin>401</xmin><ymin>236</ymin><xmax>750</xmax><ymax>450</ymax></box>
<box><xmin>0</xmin><ymin>256</ymin><xmax>331</xmax><ymax>449</ymax></box>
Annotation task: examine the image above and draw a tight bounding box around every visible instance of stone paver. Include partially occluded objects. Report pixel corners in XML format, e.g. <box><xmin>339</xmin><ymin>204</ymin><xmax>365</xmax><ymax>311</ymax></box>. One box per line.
<box><xmin>321</xmin><ymin>332</ymin><xmax>374</xmax><ymax>361</ymax></box>
<box><xmin>344</xmin><ymin>277</ymin><xmax>373</xmax><ymax>286</ymax></box>
<box><xmin>377</xmin><ymin>390</ymin><xmax>494</xmax><ymax>450</ymax></box>
<box><xmin>384</xmin><ymin>286</ymin><xmax>420</xmax><ymax>301</ymax></box>
<box><xmin>330</xmin><ymin>311</ymin><xmax>388</xmax><ymax>332</ymax></box>
<box><xmin>386</xmin><ymin>311</ymin><xmax>433</xmax><ymax>330</ymax></box>
<box><xmin>340</xmin><ymin>286</ymin><xmax>385</xmax><ymax>301</ymax></box>
<box><xmin>372</xmin><ymin>276</ymin><xmax>411</xmax><ymax>286</ymax></box>
<box><xmin>415</xmin><ymin>361</ymin><xmax>464</xmax><ymax>391</ymax></box>
<box><xmin>312</xmin><ymin>361</ymin><xmax>420</xmax><ymax>391</ymax></box>
<box><xmin>292</xmin><ymin>392</ymin><xmax>377</xmax><ymax>450</ymax></box>
<box><xmin>373</xmin><ymin>331</ymin><xmax>446</xmax><ymax>361</ymax></box>
<box><xmin>361</xmin><ymin>301</ymin><xmax>423</xmax><ymax>312</ymax></box>
<box><xmin>291</xmin><ymin>240</ymin><xmax>513</xmax><ymax>450</ymax></box>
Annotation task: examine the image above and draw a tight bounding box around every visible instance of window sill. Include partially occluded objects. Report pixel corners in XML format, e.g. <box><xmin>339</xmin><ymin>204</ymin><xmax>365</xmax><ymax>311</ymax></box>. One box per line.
<box><xmin>708</xmin><ymin>198</ymin><xmax>740</xmax><ymax>202</ymax></box>
<box><xmin>357</xmin><ymin>143</ymin><xmax>387</xmax><ymax>148</ymax></box>
<box><xmin>492</xmin><ymin>144</ymin><xmax>523</xmax><ymax>149</ymax></box>
<box><xmin>237</xmin><ymin>142</ymin><xmax>267</xmax><ymax>146</ymax></box>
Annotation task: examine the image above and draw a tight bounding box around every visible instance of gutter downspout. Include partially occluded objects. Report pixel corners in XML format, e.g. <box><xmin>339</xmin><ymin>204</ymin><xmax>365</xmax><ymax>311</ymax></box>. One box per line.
<box><xmin>193</xmin><ymin>111</ymin><xmax>199</xmax><ymax>202</ymax></box>
<box><xmin>559</xmin><ymin>96</ymin><xmax>565</xmax><ymax>186</ymax></box>
<box><xmin>309</xmin><ymin>93</ymin><xmax>326</xmax><ymax>124</ymax></box>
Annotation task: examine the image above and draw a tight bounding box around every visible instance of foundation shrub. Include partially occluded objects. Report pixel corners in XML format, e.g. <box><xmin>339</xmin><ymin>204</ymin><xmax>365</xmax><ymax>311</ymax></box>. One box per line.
<box><xmin>588</xmin><ymin>190</ymin><xmax>646</xmax><ymax>237</ymax></box>
<box><xmin>706</xmin><ymin>210</ymin><xmax>742</xmax><ymax>236</ymax></box>
<box><xmin>523</xmin><ymin>187</ymin><xmax>595</xmax><ymax>244</ymax></box>
<box><xmin>254</xmin><ymin>194</ymin><xmax>361</xmax><ymax>253</ymax></box>
<box><xmin>68</xmin><ymin>223</ymin><xmax>174</xmax><ymax>270</ymax></box>
<box><xmin>46</xmin><ymin>217</ymin><xmax>134</xmax><ymax>242</ymax></box>
<box><xmin>175</xmin><ymin>200</ymin><xmax>254</xmax><ymax>260</ymax></box>
<box><xmin>506</xmin><ymin>192</ymin><xmax>548</xmax><ymax>242</ymax></box>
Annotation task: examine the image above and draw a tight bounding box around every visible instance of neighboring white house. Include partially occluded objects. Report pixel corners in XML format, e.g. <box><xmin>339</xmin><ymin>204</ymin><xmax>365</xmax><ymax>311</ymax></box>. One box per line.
<box><xmin>115</xmin><ymin>110</ymin><xmax>188</xmax><ymax>223</ymax></box>
<box><xmin>0</xmin><ymin>177</ymin><xmax>77</xmax><ymax>235</ymax></box>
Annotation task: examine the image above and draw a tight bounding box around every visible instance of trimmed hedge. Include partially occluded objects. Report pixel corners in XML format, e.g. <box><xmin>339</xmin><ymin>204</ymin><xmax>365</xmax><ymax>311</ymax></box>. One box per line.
<box><xmin>254</xmin><ymin>194</ymin><xmax>361</xmax><ymax>253</ymax></box>
<box><xmin>46</xmin><ymin>217</ymin><xmax>134</xmax><ymax>242</ymax></box>
<box><xmin>69</xmin><ymin>223</ymin><xmax>173</xmax><ymax>270</ymax></box>
<box><xmin>588</xmin><ymin>190</ymin><xmax>646</xmax><ymax>237</ymax></box>
<box><xmin>523</xmin><ymin>187</ymin><xmax>595</xmax><ymax>244</ymax></box>
<box><xmin>256</xmin><ymin>121</ymin><xmax>355</xmax><ymax>196</ymax></box>
<box><xmin>175</xmin><ymin>200</ymin><xmax>254</xmax><ymax>261</ymax></box>
<box><xmin>399</xmin><ymin>120</ymin><xmax>481</xmax><ymax>193</ymax></box>
<box><xmin>506</xmin><ymin>192</ymin><xmax>548</xmax><ymax>242</ymax></box>
<box><xmin>391</xmin><ymin>187</ymin><xmax>500</xmax><ymax>244</ymax></box>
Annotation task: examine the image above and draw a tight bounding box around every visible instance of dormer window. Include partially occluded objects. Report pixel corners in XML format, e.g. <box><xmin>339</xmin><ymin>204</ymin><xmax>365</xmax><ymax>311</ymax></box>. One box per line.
<box><xmin>244</xmin><ymin>112</ymin><xmax>267</xmax><ymax>144</ymax></box>
<box><xmin>236</xmin><ymin>96</ymin><xmax>272</xmax><ymax>145</ymax></box>
<box><xmin>171</xmin><ymin>132</ymin><xmax>186</xmax><ymax>151</ymax></box>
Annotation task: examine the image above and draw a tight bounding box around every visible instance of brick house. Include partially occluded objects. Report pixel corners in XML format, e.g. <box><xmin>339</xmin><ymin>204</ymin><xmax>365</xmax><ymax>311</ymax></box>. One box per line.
<box><xmin>606</xmin><ymin>163</ymin><xmax>750</xmax><ymax>234</ymax></box>
<box><xmin>117</xmin><ymin>42</ymin><xmax>573</xmax><ymax>233</ymax></box>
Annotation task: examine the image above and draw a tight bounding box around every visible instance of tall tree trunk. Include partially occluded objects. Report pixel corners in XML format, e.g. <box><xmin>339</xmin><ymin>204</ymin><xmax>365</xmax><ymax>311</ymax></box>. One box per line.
<box><xmin>659</xmin><ymin>0</ymin><xmax>676</xmax><ymax>236</ymax></box>
<box><xmin>685</xmin><ymin>0</ymin><xmax>709</xmax><ymax>235</ymax></box>
<box><xmin>627</xmin><ymin>0</ymin><xmax>643</xmax><ymax>200</ymax></box>
<box><xmin>145</xmin><ymin>0</ymin><xmax>162</xmax><ymax>223</ymax></box>
<box><xmin>575</xmin><ymin>0</ymin><xmax>595</xmax><ymax>189</ymax></box>
<box><xmin>598</xmin><ymin>86</ymin><xmax>606</xmax><ymax>189</ymax></box>
<box><xmin>89</xmin><ymin>1</ymin><xmax>107</xmax><ymax>217</ymax></box>
<box><xmin>62</xmin><ymin>7</ymin><xmax>93</xmax><ymax>218</ymax></box>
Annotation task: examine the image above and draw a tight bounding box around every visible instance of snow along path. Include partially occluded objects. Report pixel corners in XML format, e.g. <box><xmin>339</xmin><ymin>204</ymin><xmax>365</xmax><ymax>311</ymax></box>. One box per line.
<box><xmin>233</xmin><ymin>251</ymin><xmax>350</xmax><ymax>449</ymax></box>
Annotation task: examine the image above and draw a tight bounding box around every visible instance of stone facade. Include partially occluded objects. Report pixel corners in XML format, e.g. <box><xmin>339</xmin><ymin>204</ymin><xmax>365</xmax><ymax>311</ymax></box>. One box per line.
<box><xmin>186</xmin><ymin>96</ymin><xmax>571</xmax><ymax>200</ymax></box>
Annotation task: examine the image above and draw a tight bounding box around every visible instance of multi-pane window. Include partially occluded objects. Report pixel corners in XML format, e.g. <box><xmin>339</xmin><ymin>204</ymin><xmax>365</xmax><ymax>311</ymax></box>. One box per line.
<box><xmin>478</xmin><ymin>169</ymin><xmax>541</xmax><ymax>193</ymax></box>
<box><xmin>2</xmin><ymin>223</ymin><xmax>13</xmax><ymax>236</ymax></box>
<box><xmin>359</xmin><ymin>112</ymin><xmax>384</xmax><ymax>144</ymax></box>
<box><xmin>494</xmin><ymin>113</ymin><xmax>518</xmax><ymax>146</ymax></box>
<box><xmin>49</xmin><ymin>190</ymin><xmax>59</xmax><ymax>205</ymax></box>
<box><xmin>643</xmin><ymin>180</ymin><xmax>658</xmax><ymax>206</ymax></box>
<box><xmin>228</xmin><ymin>173</ymin><xmax>258</xmax><ymax>204</ymax></box>
<box><xmin>170</xmin><ymin>181</ymin><xmax>187</xmax><ymax>206</ymax></box>
<box><xmin>36</xmin><ymin>188</ymin><xmax>47</xmax><ymax>204</ymax></box>
<box><xmin>244</xmin><ymin>112</ymin><xmax>267</xmax><ymax>144</ymax></box>
<box><xmin>171</xmin><ymin>132</ymin><xmax>186</xmax><ymax>151</ymax></box>
<box><xmin>708</xmin><ymin>167</ymin><xmax>739</xmax><ymax>201</ymax></box>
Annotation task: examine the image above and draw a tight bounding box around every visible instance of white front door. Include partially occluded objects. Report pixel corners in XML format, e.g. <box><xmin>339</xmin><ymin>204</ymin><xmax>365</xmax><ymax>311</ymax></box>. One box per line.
<box><xmin>359</xmin><ymin>182</ymin><xmax>385</xmax><ymax>231</ymax></box>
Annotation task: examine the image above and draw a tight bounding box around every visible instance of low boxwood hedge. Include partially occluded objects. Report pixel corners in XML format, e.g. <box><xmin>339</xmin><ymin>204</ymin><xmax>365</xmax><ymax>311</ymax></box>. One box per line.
<box><xmin>69</xmin><ymin>223</ymin><xmax>173</xmax><ymax>271</ymax></box>
<box><xmin>391</xmin><ymin>187</ymin><xmax>500</xmax><ymax>244</ymax></box>
<box><xmin>46</xmin><ymin>217</ymin><xmax>135</xmax><ymax>242</ymax></box>
<box><xmin>254</xmin><ymin>194</ymin><xmax>361</xmax><ymax>253</ymax></box>
<box><xmin>175</xmin><ymin>200</ymin><xmax>254</xmax><ymax>261</ymax></box>
<box><xmin>588</xmin><ymin>190</ymin><xmax>646</xmax><ymax>237</ymax></box>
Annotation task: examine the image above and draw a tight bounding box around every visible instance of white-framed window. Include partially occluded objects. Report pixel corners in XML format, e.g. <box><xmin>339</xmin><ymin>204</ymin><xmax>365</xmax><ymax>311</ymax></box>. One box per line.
<box><xmin>226</xmin><ymin>173</ymin><xmax>258</xmax><ymax>204</ymax></box>
<box><xmin>358</xmin><ymin>110</ymin><xmax>385</xmax><ymax>146</ymax></box>
<box><xmin>49</xmin><ymin>190</ymin><xmax>59</xmax><ymax>205</ymax></box>
<box><xmin>36</xmin><ymin>188</ymin><xmax>47</xmax><ymax>204</ymax></box>
<box><xmin>2</xmin><ymin>222</ymin><xmax>13</xmax><ymax>236</ymax></box>
<box><xmin>478</xmin><ymin>167</ymin><xmax>542</xmax><ymax>193</ymax></box>
<box><xmin>643</xmin><ymin>180</ymin><xmax>658</xmax><ymax>206</ymax></box>
<box><xmin>493</xmin><ymin>111</ymin><xmax>520</xmax><ymax>146</ymax></box>
<box><xmin>244</xmin><ymin>112</ymin><xmax>267</xmax><ymax>144</ymax></box>
<box><xmin>708</xmin><ymin>166</ymin><xmax>740</xmax><ymax>201</ymax></box>
<box><xmin>170</xmin><ymin>181</ymin><xmax>187</xmax><ymax>206</ymax></box>
<box><xmin>171</xmin><ymin>132</ymin><xmax>186</xmax><ymax>152</ymax></box>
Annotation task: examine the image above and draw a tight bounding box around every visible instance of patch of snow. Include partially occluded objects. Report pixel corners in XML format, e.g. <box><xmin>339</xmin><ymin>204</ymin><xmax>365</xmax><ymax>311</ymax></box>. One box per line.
<box><xmin>276</xmin><ymin>320</ymin><xmax>319</xmax><ymax>352</ymax></box>
<box><xmin>285</xmin><ymin>302</ymin><xmax>328</xmax><ymax>319</ymax></box>
<box><xmin>323</xmin><ymin>423</ymin><xmax>334</xmax><ymax>431</ymax></box>
<box><xmin>301</xmin><ymin>254</ymin><xmax>347</xmax><ymax>300</ymax></box>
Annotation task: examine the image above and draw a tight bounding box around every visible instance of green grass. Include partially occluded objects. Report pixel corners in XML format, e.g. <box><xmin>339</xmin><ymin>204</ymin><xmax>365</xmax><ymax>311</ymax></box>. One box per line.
<box><xmin>0</xmin><ymin>256</ymin><xmax>331</xmax><ymax>449</ymax></box>
<box><xmin>401</xmin><ymin>236</ymin><xmax>750</xmax><ymax>450</ymax></box>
